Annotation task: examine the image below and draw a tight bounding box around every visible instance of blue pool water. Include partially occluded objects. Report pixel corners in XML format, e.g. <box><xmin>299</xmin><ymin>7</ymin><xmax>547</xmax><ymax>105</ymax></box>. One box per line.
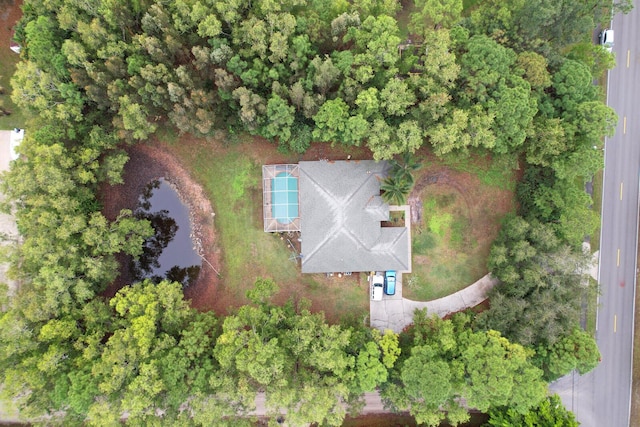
<box><xmin>272</xmin><ymin>172</ymin><xmax>298</xmax><ymax>224</ymax></box>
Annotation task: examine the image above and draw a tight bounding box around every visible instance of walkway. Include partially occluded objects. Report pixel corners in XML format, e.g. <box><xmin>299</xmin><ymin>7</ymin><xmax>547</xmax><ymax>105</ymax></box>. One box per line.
<box><xmin>371</xmin><ymin>244</ymin><xmax>600</xmax><ymax>333</ymax></box>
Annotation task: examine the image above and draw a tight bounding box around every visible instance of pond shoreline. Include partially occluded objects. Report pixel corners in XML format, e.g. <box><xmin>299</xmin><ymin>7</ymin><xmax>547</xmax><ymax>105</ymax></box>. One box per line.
<box><xmin>98</xmin><ymin>141</ymin><xmax>221</xmax><ymax>309</ymax></box>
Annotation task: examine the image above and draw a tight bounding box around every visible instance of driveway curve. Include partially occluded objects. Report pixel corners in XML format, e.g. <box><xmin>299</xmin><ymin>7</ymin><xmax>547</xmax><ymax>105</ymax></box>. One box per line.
<box><xmin>370</xmin><ymin>273</ymin><xmax>499</xmax><ymax>333</ymax></box>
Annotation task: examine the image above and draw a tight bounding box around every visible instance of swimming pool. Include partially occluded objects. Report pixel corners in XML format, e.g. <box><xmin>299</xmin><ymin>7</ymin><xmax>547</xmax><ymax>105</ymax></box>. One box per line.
<box><xmin>272</xmin><ymin>172</ymin><xmax>299</xmax><ymax>224</ymax></box>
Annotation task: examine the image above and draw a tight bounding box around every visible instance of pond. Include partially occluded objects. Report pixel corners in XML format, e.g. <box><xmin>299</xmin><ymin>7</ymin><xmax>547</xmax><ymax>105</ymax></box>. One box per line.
<box><xmin>132</xmin><ymin>178</ymin><xmax>201</xmax><ymax>287</ymax></box>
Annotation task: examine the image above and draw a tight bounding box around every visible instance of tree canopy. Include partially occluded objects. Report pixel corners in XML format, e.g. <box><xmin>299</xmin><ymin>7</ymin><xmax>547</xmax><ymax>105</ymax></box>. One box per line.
<box><xmin>0</xmin><ymin>0</ymin><xmax>623</xmax><ymax>423</ymax></box>
<box><xmin>381</xmin><ymin>310</ymin><xmax>548</xmax><ymax>426</ymax></box>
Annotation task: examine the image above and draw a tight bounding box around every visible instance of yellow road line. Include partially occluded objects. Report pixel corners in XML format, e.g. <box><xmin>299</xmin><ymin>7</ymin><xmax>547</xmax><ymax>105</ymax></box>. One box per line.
<box><xmin>628</xmin><ymin>50</ymin><xmax>631</xmax><ymax>68</ymax></box>
<box><xmin>620</xmin><ymin>182</ymin><xmax>624</xmax><ymax>200</ymax></box>
<box><xmin>617</xmin><ymin>249</ymin><xmax>621</xmax><ymax>266</ymax></box>
<box><xmin>614</xmin><ymin>314</ymin><xmax>617</xmax><ymax>332</ymax></box>
<box><xmin>624</xmin><ymin>116</ymin><xmax>627</xmax><ymax>134</ymax></box>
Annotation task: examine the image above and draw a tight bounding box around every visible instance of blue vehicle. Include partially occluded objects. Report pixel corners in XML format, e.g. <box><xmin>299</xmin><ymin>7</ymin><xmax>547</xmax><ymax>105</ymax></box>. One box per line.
<box><xmin>384</xmin><ymin>270</ymin><xmax>396</xmax><ymax>295</ymax></box>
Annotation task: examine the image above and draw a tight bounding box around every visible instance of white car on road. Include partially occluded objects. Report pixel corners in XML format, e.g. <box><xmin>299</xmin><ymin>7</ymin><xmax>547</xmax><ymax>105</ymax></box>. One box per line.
<box><xmin>599</xmin><ymin>29</ymin><xmax>614</xmax><ymax>52</ymax></box>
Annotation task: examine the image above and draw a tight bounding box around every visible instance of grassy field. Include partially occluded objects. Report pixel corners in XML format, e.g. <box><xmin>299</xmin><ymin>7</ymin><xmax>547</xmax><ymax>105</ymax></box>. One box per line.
<box><xmin>441</xmin><ymin>152</ymin><xmax>518</xmax><ymax>191</ymax></box>
<box><xmin>406</xmin><ymin>196</ymin><xmax>480</xmax><ymax>301</ymax></box>
<box><xmin>0</xmin><ymin>1</ymin><xmax>29</xmax><ymax>130</ymax></box>
<box><xmin>403</xmin><ymin>152</ymin><xmax>516</xmax><ymax>301</ymax></box>
<box><xmin>462</xmin><ymin>0</ymin><xmax>482</xmax><ymax>13</ymax></box>
<box><xmin>395</xmin><ymin>1</ymin><xmax>416</xmax><ymax>39</ymax></box>
<box><xmin>165</xmin><ymin>136</ymin><xmax>370</xmax><ymax>323</ymax></box>
<box><xmin>0</xmin><ymin>53</ymin><xmax>28</xmax><ymax>130</ymax></box>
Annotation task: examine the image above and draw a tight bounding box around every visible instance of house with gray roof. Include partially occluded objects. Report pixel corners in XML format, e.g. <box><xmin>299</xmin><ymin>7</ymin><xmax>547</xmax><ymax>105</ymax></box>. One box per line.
<box><xmin>263</xmin><ymin>160</ymin><xmax>411</xmax><ymax>274</ymax></box>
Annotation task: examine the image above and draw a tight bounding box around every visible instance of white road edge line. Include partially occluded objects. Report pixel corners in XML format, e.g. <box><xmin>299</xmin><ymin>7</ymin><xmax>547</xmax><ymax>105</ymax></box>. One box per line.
<box><xmin>629</xmin><ymin>171</ymin><xmax>640</xmax><ymax>425</ymax></box>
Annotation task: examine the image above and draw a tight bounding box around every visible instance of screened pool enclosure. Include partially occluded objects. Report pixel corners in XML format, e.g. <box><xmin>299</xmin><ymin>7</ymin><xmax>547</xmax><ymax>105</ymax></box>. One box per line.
<box><xmin>262</xmin><ymin>164</ymin><xmax>301</xmax><ymax>232</ymax></box>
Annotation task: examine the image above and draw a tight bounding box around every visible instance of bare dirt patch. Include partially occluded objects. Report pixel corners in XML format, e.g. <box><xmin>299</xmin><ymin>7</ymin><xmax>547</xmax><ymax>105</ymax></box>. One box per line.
<box><xmin>0</xmin><ymin>0</ymin><xmax>26</xmax><ymax>127</ymax></box>
<box><xmin>0</xmin><ymin>1</ymin><xmax>21</xmax><ymax>47</ymax></box>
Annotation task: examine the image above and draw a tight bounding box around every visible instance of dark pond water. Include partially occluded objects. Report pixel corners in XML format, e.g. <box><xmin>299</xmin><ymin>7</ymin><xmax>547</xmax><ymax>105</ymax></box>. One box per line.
<box><xmin>132</xmin><ymin>178</ymin><xmax>201</xmax><ymax>287</ymax></box>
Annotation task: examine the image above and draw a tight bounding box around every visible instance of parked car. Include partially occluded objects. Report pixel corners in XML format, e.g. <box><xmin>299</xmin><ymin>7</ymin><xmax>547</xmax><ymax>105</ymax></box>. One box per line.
<box><xmin>371</xmin><ymin>273</ymin><xmax>384</xmax><ymax>301</ymax></box>
<box><xmin>384</xmin><ymin>270</ymin><xmax>396</xmax><ymax>295</ymax></box>
<box><xmin>599</xmin><ymin>29</ymin><xmax>614</xmax><ymax>52</ymax></box>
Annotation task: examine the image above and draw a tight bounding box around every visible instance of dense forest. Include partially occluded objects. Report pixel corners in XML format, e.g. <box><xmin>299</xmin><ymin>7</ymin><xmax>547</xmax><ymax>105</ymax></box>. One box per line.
<box><xmin>0</xmin><ymin>0</ymin><xmax>628</xmax><ymax>425</ymax></box>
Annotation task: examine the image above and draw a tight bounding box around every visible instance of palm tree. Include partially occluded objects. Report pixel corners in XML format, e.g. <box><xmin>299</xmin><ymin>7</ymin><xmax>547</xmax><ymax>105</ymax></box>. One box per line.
<box><xmin>388</xmin><ymin>151</ymin><xmax>422</xmax><ymax>185</ymax></box>
<box><xmin>381</xmin><ymin>175</ymin><xmax>412</xmax><ymax>205</ymax></box>
<box><xmin>382</xmin><ymin>152</ymin><xmax>421</xmax><ymax>204</ymax></box>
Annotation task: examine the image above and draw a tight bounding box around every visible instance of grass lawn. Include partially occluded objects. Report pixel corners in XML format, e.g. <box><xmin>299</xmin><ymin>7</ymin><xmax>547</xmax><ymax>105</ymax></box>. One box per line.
<box><xmin>395</xmin><ymin>0</ymin><xmax>417</xmax><ymax>40</ymax></box>
<box><xmin>0</xmin><ymin>1</ymin><xmax>30</xmax><ymax>130</ymax></box>
<box><xmin>405</xmin><ymin>193</ymin><xmax>485</xmax><ymax>301</ymax></box>
<box><xmin>0</xmin><ymin>52</ymin><xmax>29</xmax><ymax>130</ymax></box>
<box><xmin>403</xmin><ymin>151</ymin><xmax>516</xmax><ymax>301</ymax></box>
<box><xmin>166</xmin><ymin>136</ymin><xmax>516</xmax><ymax>309</ymax></box>
<box><xmin>441</xmin><ymin>152</ymin><xmax>518</xmax><ymax>191</ymax></box>
<box><xmin>462</xmin><ymin>0</ymin><xmax>482</xmax><ymax>14</ymax></box>
<box><xmin>164</xmin><ymin>135</ymin><xmax>369</xmax><ymax>323</ymax></box>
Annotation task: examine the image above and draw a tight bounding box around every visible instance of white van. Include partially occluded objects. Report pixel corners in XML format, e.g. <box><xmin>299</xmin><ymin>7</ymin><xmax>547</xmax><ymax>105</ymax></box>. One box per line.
<box><xmin>371</xmin><ymin>273</ymin><xmax>384</xmax><ymax>301</ymax></box>
<box><xmin>600</xmin><ymin>29</ymin><xmax>614</xmax><ymax>53</ymax></box>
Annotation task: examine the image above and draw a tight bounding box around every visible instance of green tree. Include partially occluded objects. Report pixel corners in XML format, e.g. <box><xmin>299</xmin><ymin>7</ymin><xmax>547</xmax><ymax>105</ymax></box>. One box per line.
<box><xmin>410</xmin><ymin>0</ymin><xmax>463</xmax><ymax>32</ymax></box>
<box><xmin>233</xmin><ymin>87</ymin><xmax>266</xmax><ymax>132</ymax></box>
<box><xmin>486</xmin><ymin>394</ymin><xmax>579</xmax><ymax>427</ymax></box>
<box><xmin>351</xmin><ymin>0</ymin><xmax>400</xmax><ymax>20</ymax></box>
<box><xmin>263</xmin><ymin>94</ymin><xmax>296</xmax><ymax>144</ymax></box>
<box><xmin>380</xmin><ymin>78</ymin><xmax>416</xmax><ymax>116</ymax></box>
<box><xmin>461</xmin><ymin>330</ymin><xmax>547</xmax><ymax>413</ymax></box>
<box><xmin>534</xmin><ymin>327</ymin><xmax>601</xmax><ymax>381</ymax></box>
<box><xmin>11</xmin><ymin>61</ymin><xmax>84</xmax><ymax>123</ymax></box>
<box><xmin>312</xmin><ymin>98</ymin><xmax>350</xmax><ymax>142</ymax></box>
<box><xmin>550</xmin><ymin>59</ymin><xmax>598</xmax><ymax>120</ymax></box>
<box><xmin>24</xmin><ymin>15</ymin><xmax>68</xmax><ymax>78</ymax></box>
<box><xmin>383</xmin><ymin>311</ymin><xmax>546</xmax><ymax>426</ymax></box>
<box><xmin>455</xmin><ymin>35</ymin><xmax>536</xmax><ymax>153</ymax></box>
<box><xmin>88</xmin><ymin>280</ymin><xmax>219</xmax><ymax>424</ymax></box>
<box><xmin>355</xmin><ymin>87</ymin><xmax>380</xmax><ymax>119</ymax></box>
<box><xmin>468</xmin><ymin>0</ymin><xmax>601</xmax><ymax>52</ymax></box>
<box><xmin>387</xmin><ymin>151</ymin><xmax>422</xmax><ymax>185</ymax></box>
<box><xmin>478</xmin><ymin>215</ymin><xmax>595</xmax><ymax>347</ymax></box>
<box><xmin>115</xmin><ymin>95</ymin><xmax>157</xmax><ymax>140</ymax></box>
<box><xmin>343</xmin><ymin>114</ymin><xmax>370</xmax><ymax>146</ymax></box>
<box><xmin>568</xmin><ymin>42</ymin><xmax>617</xmax><ymax>78</ymax></box>
<box><xmin>1</xmin><ymin>128</ymin><xmax>152</xmax><ymax>321</ymax></box>
<box><xmin>310</xmin><ymin>56</ymin><xmax>342</xmax><ymax>96</ymax></box>
<box><xmin>516</xmin><ymin>51</ymin><xmax>552</xmax><ymax>91</ymax></box>
<box><xmin>211</xmin><ymin>279</ymin><xmax>388</xmax><ymax>426</ymax></box>
<box><xmin>346</xmin><ymin>15</ymin><xmax>401</xmax><ymax>68</ymax></box>
<box><xmin>524</xmin><ymin>118</ymin><xmax>566</xmax><ymax>167</ymax></box>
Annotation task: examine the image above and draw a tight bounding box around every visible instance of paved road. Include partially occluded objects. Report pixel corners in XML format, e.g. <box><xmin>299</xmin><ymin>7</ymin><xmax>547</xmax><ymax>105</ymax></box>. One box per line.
<box><xmin>553</xmin><ymin>6</ymin><xmax>640</xmax><ymax>426</ymax></box>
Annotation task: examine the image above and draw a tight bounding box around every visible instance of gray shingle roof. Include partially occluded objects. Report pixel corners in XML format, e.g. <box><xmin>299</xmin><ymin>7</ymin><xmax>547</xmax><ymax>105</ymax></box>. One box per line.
<box><xmin>299</xmin><ymin>160</ymin><xmax>410</xmax><ymax>273</ymax></box>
